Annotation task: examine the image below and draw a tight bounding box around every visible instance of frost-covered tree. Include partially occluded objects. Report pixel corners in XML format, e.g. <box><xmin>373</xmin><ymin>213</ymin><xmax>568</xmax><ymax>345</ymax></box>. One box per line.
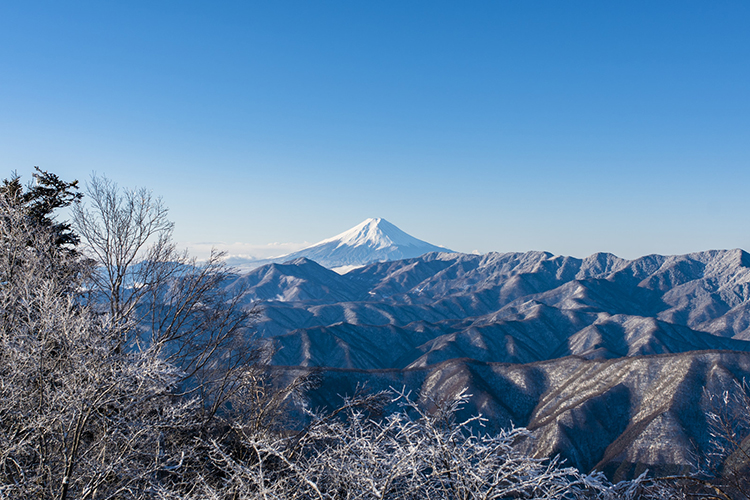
<box><xmin>71</xmin><ymin>174</ymin><xmax>265</xmax><ymax>420</ymax></box>
<box><xmin>174</xmin><ymin>387</ymin><xmax>680</xmax><ymax>500</ymax></box>
<box><xmin>0</xmin><ymin>175</ymin><xmax>279</xmax><ymax>499</ymax></box>
<box><xmin>1</xmin><ymin>167</ymin><xmax>82</xmax><ymax>250</ymax></box>
<box><xmin>0</xmin><ymin>192</ymin><xmax>202</xmax><ymax>499</ymax></box>
<box><xmin>703</xmin><ymin>379</ymin><xmax>750</xmax><ymax>499</ymax></box>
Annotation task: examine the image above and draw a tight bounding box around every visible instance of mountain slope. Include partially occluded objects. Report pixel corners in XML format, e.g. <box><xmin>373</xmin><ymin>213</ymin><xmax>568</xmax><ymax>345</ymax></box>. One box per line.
<box><xmin>276</xmin><ymin>351</ymin><xmax>750</xmax><ymax>480</ymax></box>
<box><xmin>232</xmin><ymin>218</ymin><xmax>451</xmax><ymax>272</ymax></box>
<box><xmin>246</xmin><ymin>249</ymin><xmax>750</xmax><ymax>355</ymax></box>
<box><xmin>242</xmin><ymin>248</ymin><xmax>750</xmax><ymax>480</ymax></box>
<box><xmin>291</xmin><ymin>218</ymin><xmax>451</xmax><ymax>270</ymax></box>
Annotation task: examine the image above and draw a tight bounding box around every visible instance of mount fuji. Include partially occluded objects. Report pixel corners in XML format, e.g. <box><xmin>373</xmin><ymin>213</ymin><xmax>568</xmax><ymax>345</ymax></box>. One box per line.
<box><xmin>228</xmin><ymin>218</ymin><xmax>452</xmax><ymax>273</ymax></box>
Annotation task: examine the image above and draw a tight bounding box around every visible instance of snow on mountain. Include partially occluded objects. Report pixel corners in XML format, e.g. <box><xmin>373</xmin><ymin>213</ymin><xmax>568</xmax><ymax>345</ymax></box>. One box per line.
<box><xmin>293</xmin><ymin>351</ymin><xmax>750</xmax><ymax>478</ymax></box>
<box><xmin>247</xmin><ymin>248</ymin><xmax>750</xmax><ymax>347</ymax></box>
<box><xmin>241</xmin><ymin>248</ymin><xmax>750</xmax><ymax>479</ymax></box>
<box><xmin>231</xmin><ymin>218</ymin><xmax>452</xmax><ymax>272</ymax></box>
<box><xmin>317</xmin><ymin>218</ymin><xmax>436</xmax><ymax>250</ymax></box>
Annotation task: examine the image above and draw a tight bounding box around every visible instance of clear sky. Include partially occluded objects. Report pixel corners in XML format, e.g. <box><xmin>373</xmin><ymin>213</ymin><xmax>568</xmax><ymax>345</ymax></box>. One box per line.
<box><xmin>1</xmin><ymin>1</ymin><xmax>749</xmax><ymax>260</ymax></box>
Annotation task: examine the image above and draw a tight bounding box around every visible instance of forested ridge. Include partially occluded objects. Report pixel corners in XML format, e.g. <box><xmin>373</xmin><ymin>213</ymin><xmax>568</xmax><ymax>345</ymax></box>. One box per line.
<box><xmin>1</xmin><ymin>171</ymin><xmax>748</xmax><ymax>499</ymax></box>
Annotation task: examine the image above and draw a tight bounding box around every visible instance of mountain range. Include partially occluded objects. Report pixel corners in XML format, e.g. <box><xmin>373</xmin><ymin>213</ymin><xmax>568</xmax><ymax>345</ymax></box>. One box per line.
<box><xmin>224</xmin><ymin>220</ymin><xmax>750</xmax><ymax>480</ymax></box>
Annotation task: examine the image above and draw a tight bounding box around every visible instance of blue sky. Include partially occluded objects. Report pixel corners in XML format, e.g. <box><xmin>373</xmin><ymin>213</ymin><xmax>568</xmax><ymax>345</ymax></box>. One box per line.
<box><xmin>1</xmin><ymin>1</ymin><xmax>749</xmax><ymax>259</ymax></box>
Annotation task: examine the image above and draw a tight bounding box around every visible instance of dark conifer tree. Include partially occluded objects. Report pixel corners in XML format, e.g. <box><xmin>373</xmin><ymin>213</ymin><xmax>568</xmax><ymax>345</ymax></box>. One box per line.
<box><xmin>1</xmin><ymin>166</ymin><xmax>82</xmax><ymax>249</ymax></box>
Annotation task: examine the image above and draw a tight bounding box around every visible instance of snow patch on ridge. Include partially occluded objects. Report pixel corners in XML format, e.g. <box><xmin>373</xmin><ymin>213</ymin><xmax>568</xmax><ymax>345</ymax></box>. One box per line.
<box><xmin>332</xmin><ymin>264</ymin><xmax>365</xmax><ymax>275</ymax></box>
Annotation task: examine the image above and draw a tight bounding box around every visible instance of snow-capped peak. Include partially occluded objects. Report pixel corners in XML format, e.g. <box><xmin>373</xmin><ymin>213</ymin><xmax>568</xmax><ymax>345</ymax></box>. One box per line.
<box><xmin>230</xmin><ymin>218</ymin><xmax>452</xmax><ymax>272</ymax></box>
<box><xmin>318</xmin><ymin>218</ymin><xmax>433</xmax><ymax>250</ymax></box>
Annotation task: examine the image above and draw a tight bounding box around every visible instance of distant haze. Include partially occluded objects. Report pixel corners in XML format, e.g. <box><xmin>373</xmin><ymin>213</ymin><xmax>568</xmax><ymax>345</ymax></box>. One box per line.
<box><xmin>186</xmin><ymin>241</ymin><xmax>310</xmax><ymax>262</ymax></box>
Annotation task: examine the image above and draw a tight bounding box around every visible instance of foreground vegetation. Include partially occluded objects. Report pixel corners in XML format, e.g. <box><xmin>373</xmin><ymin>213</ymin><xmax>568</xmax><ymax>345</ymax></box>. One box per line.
<box><xmin>0</xmin><ymin>170</ymin><xmax>747</xmax><ymax>499</ymax></box>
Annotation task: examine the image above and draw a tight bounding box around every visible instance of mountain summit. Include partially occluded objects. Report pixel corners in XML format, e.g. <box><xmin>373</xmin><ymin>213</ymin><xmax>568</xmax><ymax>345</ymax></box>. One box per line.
<box><xmin>321</xmin><ymin>217</ymin><xmax>445</xmax><ymax>251</ymax></box>
<box><xmin>230</xmin><ymin>218</ymin><xmax>451</xmax><ymax>273</ymax></box>
<box><xmin>278</xmin><ymin>218</ymin><xmax>451</xmax><ymax>271</ymax></box>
